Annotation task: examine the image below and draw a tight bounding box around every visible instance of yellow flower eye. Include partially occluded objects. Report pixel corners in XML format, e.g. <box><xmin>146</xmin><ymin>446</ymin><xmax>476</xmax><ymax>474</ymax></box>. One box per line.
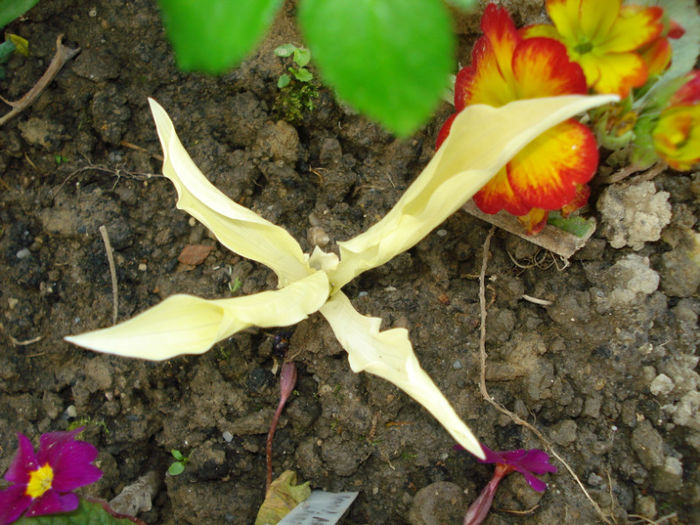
<box><xmin>26</xmin><ymin>463</ymin><xmax>54</xmax><ymax>499</ymax></box>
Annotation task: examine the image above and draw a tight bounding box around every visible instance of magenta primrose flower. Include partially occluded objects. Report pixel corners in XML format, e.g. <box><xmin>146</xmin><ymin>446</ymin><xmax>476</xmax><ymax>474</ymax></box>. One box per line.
<box><xmin>461</xmin><ymin>445</ymin><xmax>557</xmax><ymax>525</ymax></box>
<box><xmin>0</xmin><ymin>428</ymin><xmax>102</xmax><ymax>525</ymax></box>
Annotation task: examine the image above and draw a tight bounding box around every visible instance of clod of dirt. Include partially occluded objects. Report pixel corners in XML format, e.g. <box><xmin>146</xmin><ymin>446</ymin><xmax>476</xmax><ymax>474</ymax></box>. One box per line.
<box><xmin>588</xmin><ymin>254</ymin><xmax>659</xmax><ymax>312</ymax></box>
<box><xmin>17</xmin><ymin>117</ymin><xmax>67</xmax><ymax>150</ymax></box>
<box><xmin>408</xmin><ymin>481</ymin><xmax>466</xmax><ymax>525</ymax></box>
<box><xmin>109</xmin><ymin>470</ymin><xmax>160</xmax><ymax>516</ymax></box>
<box><xmin>597</xmin><ymin>180</ymin><xmax>671</xmax><ymax>250</ymax></box>
<box><xmin>658</xmin><ymin>228</ymin><xmax>700</xmax><ymax>297</ymax></box>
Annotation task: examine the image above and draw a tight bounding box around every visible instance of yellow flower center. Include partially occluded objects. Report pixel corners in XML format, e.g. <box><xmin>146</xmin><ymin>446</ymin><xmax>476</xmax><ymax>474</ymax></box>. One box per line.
<box><xmin>26</xmin><ymin>463</ymin><xmax>54</xmax><ymax>499</ymax></box>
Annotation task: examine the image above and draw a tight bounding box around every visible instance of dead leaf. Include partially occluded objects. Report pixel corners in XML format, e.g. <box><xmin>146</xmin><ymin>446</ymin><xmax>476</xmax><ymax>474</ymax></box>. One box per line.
<box><xmin>255</xmin><ymin>471</ymin><xmax>311</xmax><ymax>525</ymax></box>
<box><xmin>177</xmin><ymin>244</ymin><xmax>214</xmax><ymax>266</ymax></box>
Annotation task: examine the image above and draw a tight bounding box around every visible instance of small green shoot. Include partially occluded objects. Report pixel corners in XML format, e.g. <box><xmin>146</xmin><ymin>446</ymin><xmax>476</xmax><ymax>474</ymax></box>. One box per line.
<box><xmin>54</xmin><ymin>154</ymin><xmax>69</xmax><ymax>165</ymax></box>
<box><xmin>228</xmin><ymin>276</ymin><xmax>242</xmax><ymax>293</ymax></box>
<box><xmin>274</xmin><ymin>43</ymin><xmax>312</xmax><ymax>88</ymax></box>
<box><xmin>168</xmin><ymin>448</ymin><xmax>189</xmax><ymax>476</ymax></box>
<box><xmin>67</xmin><ymin>416</ymin><xmax>109</xmax><ymax>434</ymax></box>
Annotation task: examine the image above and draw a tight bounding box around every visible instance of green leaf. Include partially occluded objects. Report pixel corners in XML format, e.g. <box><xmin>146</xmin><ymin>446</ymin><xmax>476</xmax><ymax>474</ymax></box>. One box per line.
<box><xmin>293</xmin><ymin>67</ymin><xmax>313</xmax><ymax>82</ymax></box>
<box><xmin>293</xmin><ymin>47</ymin><xmax>311</xmax><ymax>67</ymax></box>
<box><xmin>14</xmin><ymin>498</ymin><xmax>140</xmax><ymax>524</ymax></box>
<box><xmin>0</xmin><ymin>39</ymin><xmax>16</xmax><ymax>63</ymax></box>
<box><xmin>168</xmin><ymin>461</ymin><xmax>185</xmax><ymax>475</ymax></box>
<box><xmin>445</xmin><ymin>0</ymin><xmax>479</xmax><ymax>10</ymax></box>
<box><xmin>0</xmin><ymin>0</ymin><xmax>39</xmax><ymax>28</ymax></box>
<box><xmin>547</xmin><ymin>213</ymin><xmax>596</xmax><ymax>238</ymax></box>
<box><xmin>299</xmin><ymin>0</ymin><xmax>455</xmax><ymax>136</ymax></box>
<box><xmin>274</xmin><ymin>43</ymin><xmax>296</xmax><ymax>57</ymax></box>
<box><xmin>170</xmin><ymin>448</ymin><xmax>184</xmax><ymax>460</ymax></box>
<box><xmin>277</xmin><ymin>73</ymin><xmax>291</xmax><ymax>88</ymax></box>
<box><xmin>157</xmin><ymin>0</ymin><xmax>284</xmax><ymax>73</ymax></box>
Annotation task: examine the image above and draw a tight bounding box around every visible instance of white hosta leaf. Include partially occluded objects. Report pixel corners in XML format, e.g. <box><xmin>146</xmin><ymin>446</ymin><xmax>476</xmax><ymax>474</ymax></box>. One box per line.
<box><xmin>149</xmin><ymin>98</ymin><xmax>311</xmax><ymax>287</ymax></box>
<box><xmin>66</xmin><ymin>271</ymin><xmax>329</xmax><ymax>360</ymax></box>
<box><xmin>320</xmin><ymin>291</ymin><xmax>483</xmax><ymax>458</ymax></box>
<box><xmin>329</xmin><ymin>94</ymin><xmax>618</xmax><ymax>289</ymax></box>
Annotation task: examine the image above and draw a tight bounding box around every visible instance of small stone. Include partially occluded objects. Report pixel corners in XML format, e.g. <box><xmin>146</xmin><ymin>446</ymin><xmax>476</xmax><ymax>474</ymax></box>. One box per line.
<box><xmin>222</xmin><ymin>431</ymin><xmax>233</xmax><ymax>443</ymax></box>
<box><xmin>649</xmin><ymin>374</ymin><xmax>674</xmax><ymax>396</ymax></box>
<box><xmin>588</xmin><ymin>473</ymin><xmax>604</xmax><ymax>487</ymax></box>
<box><xmin>452</xmin><ymin>360</ymin><xmax>463</xmax><ymax>370</ymax></box>
<box><xmin>631</xmin><ymin>420</ymin><xmax>665</xmax><ymax>469</ymax></box>
<box><xmin>436</xmin><ymin>229</ymin><xmax>448</xmax><ymax>237</ymax></box>
<box><xmin>550</xmin><ymin>419</ymin><xmax>577</xmax><ymax>446</ymax></box>
<box><xmin>652</xmin><ymin>457</ymin><xmax>683</xmax><ymax>492</ymax></box>
<box><xmin>16</xmin><ymin>248</ymin><xmax>31</xmax><ymax>259</ymax></box>
<box><xmin>307</xmin><ymin>226</ymin><xmax>330</xmax><ymax>248</ymax></box>
<box><xmin>65</xmin><ymin>405</ymin><xmax>77</xmax><ymax>418</ymax></box>
<box><xmin>635</xmin><ymin>495</ymin><xmax>657</xmax><ymax>520</ymax></box>
<box><xmin>109</xmin><ymin>471</ymin><xmax>159</xmax><ymax>516</ymax></box>
<box><xmin>408</xmin><ymin>482</ymin><xmax>466</xmax><ymax>525</ymax></box>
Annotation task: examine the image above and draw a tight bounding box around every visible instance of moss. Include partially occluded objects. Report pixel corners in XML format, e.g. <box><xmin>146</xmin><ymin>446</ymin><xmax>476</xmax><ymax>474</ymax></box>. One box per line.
<box><xmin>273</xmin><ymin>79</ymin><xmax>319</xmax><ymax>125</ymax></box>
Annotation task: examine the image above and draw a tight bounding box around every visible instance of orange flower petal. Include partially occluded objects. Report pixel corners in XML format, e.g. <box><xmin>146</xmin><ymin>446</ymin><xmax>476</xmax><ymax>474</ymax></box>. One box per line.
<box><xmin>601</xmin><ymin>5</ymin><xmax>663</xmax><ymax>53</ymax></box>
<box><xmin>640</xmin><ymin>38</ymin><xmax>671</xmax><ymax>77</ymax></box>
<box><xmin>512</xmin><ymin>37</ymin><xmax>587</xmax><ymax>98</ymax></box>
<box><xmin>507</xmin><ymin>119</ymin><xmax>598</xmax><ymax>210</ymax></box>
<box><xmin>481</xmin><ymin>3</ymin><xmax>519</xmax><ymax>81</ymax></box>
<box><xmin>653</xmin><ymin>104</ymin><xmax>700</xmax><ymax>171</ymax></box>
<box><xmin>517</xmin><ymin>208</ymin><xmax>549</xmax><ymax>235</ymax></box>
<box><xmin>457</xmin><ymin>39</ymin><xmax>516</xmax><ymax>107</ymax></box>
<box><xmin>561</xmin><ymin>183</ymin><xmax>590</xmax><ymax>216</ymax></box>
<box><xmin>520</xmin><ymin>23</ymin><xmax>562</xmax><ymax>41</ymax></box>
<box><xmin>473</xmin><ymin>167</ymin><xmax>532</xmax><ymax>216</ymax></box>
<box><xmin>435</xmin><ymin>113</ymin><xmax>456</xmax><ymax>149</ymax></box>
<box><xmin>670</xmin><ymin>70</ymin><xmax>700</xmax><ymax>106</ymax></box>
<box><xmin>577</xmin><ymin>51</ymin><xmax>647</xmax><ymax>97</ymax></box>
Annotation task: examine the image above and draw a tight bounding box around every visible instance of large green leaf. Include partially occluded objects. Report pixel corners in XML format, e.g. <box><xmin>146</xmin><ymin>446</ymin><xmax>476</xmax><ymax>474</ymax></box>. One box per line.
<box><xmin>14</xmin><ymin>498</ymin><xmax>142</xmax><ymax>525</ymax></box>
<box><xmin>299</xmin><ymin>0</ymin><xmax>455</xmax><ymax>136</ymax></box>
<box><xmin>157</xmin><ymin>0</ymin><xmax>283</xmax><ymax>73</ymax></box>
<box><xmin>0</xmin><ymin>0</ymin><xmax>40</xmax><ymax>28</ymax></box>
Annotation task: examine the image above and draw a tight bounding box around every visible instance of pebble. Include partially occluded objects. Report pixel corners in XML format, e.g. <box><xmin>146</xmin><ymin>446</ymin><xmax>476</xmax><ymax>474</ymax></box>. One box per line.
<box><xmin>65</xmin><ymin>405</ymin><xmax>77</xmax><ymax>418</ymax></box>
<box><xmin>649</xmin><ymin>374</ymin><xmax>674</xmax><ymax>396</ymax></box>
<box><xmin>16</xmin><ymin>248</ymin><xmax>31</xmax><ymax>259</ymax></box>
<box><xmin>222</xmin><ymin>431</ymin><xmax>233</xmax><ymax>443</ymax></box>
<box><xmin>452</xmin><ymin>360</ymin><xmax>462</xmax><ymax>370</ymax></box>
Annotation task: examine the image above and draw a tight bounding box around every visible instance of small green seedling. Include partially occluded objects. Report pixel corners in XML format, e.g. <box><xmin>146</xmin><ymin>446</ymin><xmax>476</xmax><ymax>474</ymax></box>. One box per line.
<box><xmin>274</xmin><ymin>43</ymin><xmax>312</xmax><ymax>88</ymax></box>
<box><xmin>168</xmin><ymin>449</ymin><xmax>189</xmax><ymax>476</ymax></box>
<box><xmin>228</xmin><ymin>276</ymin><xmax>242</xmax><ymax>293</ymax></box>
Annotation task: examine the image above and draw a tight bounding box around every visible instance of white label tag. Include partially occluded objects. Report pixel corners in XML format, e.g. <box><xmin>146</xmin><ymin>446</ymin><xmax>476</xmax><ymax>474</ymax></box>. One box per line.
<box><xmin>278</xmin><ymin>490</ymin><xmax>359</xmax><ymax>525</ymax></box>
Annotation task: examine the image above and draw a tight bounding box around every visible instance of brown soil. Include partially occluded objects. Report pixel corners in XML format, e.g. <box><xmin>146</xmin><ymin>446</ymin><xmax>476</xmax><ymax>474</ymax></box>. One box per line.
<box><xmin>0</xmin><ymin>2</ymin><xmax>697</xmax><ymax>524</ymax></box>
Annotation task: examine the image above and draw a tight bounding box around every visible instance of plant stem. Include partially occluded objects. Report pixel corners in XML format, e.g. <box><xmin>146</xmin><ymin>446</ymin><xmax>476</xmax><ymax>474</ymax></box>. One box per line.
<box><xmin>265</xmin><ymin>361</ymin><xmax>297</xmax><ymax>492</ymax></box>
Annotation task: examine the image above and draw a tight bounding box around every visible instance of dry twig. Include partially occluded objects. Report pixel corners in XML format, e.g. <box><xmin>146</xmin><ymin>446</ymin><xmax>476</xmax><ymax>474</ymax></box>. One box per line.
<box><xmin>477</xmin><ymin>226</ymin><xmax>615</xmax><ymax>525</ymax></box>
<box><xmin>0</xmin><ymin>35</ymin><xmax>80</xmax><ymax>126</ymax></box>
<box><xmin>99</xmin><ymin>225</ymin><xmax>119</xmax><ymax>324</ymax></box>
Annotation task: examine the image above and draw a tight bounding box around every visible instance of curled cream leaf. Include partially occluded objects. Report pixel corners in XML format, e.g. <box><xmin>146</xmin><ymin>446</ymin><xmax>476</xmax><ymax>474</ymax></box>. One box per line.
<box><xmin>321</xmin><ymin>291</ymin><xmax>482</xmax><ymax>455</ymax></box>
<box><xmin>66</xmin><ymin>270</ymin><xmax>329</xmax><ymax>360</ymax></box>
<box><xmin>329</xmin><ymin>95</ymin><xmax>618</xmax><ymax>289</ymax></box>
<box><xmin>149</xmin><ymin>98</ymin><xmax>311</xmax><ymax>287</ymax></box>
<box><xmin>67</xmin><ymin>94</ymin><xmax>617</xmax><ymax>458</ymax></box>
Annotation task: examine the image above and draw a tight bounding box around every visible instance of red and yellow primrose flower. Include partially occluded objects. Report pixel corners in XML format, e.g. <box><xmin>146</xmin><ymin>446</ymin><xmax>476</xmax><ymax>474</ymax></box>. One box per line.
<box><xmin>653</xmin><ymin>69</ymin><xmax>700</xmax><ymax>170</ymax></box>
<box><xmin>0</xmin><ymin>428</ymin><xmax>102</xmax><ymax>525</ymax></box>
<box><xmin>523</xmin><ymin>0</ymin><xmax>666</xmax><ymax>98</ymax></box>
<box><xmin>437</xmin><ymin>3</ymin><xmax>600</xmax><ymax>234</ymax></box>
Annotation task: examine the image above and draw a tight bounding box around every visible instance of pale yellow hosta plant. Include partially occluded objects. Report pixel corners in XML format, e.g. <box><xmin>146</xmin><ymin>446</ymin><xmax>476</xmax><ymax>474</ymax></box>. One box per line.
<box><xmin>66</xmin><ymin>95</ymin><xmax>615</xmax><ymax>458</ymax></box>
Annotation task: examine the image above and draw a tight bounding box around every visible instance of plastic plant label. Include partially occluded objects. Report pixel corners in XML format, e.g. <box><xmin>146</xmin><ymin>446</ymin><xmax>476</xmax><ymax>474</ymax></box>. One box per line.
<box><xmin>277</xmin><ymin>490</ymin><xmax>359</xmax><ymax>525</ymax></box>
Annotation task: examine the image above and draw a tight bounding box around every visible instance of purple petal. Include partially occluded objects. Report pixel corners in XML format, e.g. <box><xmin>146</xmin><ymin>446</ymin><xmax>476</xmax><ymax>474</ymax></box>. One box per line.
<box><xmin>476</xmin><ymin>444</ymin><xmax>505</xmax><ymax>465</ymax></box>
<box><xmin>514</xmin><ymin>449</ymin><xmax>557</xmax><ymax>475</ymax></box>
<box><xmin>0</xmin><ymin>484</ymin><xmax>32</xmax><ymax>524</ymax></box>
<box><xmin>25</xmin><ymin>490</ymin><xmax>79</xmax><ymax>517</ymax></box>
<box><xmin>515</xmin><ymin>468</ymin><xmax>548</xmax><ymax>492</ymax></box>
<box><xmin>37</xmin><ymin>428</ymin><xmax>84</xmax><ymax>465</ymax></box>
<box><xmin>51</xmin><ymin>442</ymin><xmax>102</xmax><ymax>492</ymax></box>
<box><xmin>5</xmin><ymin>434</ymin><xmax>38</xmax><ymax>484</ymax></box>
